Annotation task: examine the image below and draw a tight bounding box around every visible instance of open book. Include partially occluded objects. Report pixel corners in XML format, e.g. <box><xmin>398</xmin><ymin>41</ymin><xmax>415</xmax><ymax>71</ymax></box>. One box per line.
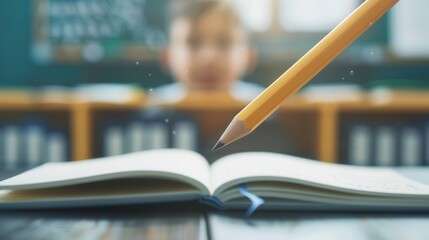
<box><xmin>1</xmin><ymin>149</ymin><xmax>429</xmax><ymax>211</ymax></box>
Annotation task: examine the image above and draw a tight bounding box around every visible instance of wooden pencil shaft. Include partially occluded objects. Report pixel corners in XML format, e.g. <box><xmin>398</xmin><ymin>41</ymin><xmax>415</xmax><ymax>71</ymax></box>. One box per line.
<box><xmin>237</xmin><ymin>0</ymin><xmax>399</xmax><ymax>129</ymax></box>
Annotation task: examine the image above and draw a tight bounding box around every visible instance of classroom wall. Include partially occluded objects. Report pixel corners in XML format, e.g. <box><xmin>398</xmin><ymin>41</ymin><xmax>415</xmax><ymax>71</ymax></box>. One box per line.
<box><xmin>0</xmin><ymin>0</ymin><xmax>170</xmax><ymax>88</ymax></box>
<box><xmin>0</xmin><ymin>0</ymin><xmax>428</xmax><ymax>89</ymax></box>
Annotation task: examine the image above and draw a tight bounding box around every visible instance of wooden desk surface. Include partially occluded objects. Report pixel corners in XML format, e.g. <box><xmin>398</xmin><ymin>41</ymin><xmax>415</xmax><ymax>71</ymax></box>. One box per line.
<box><xmin>0</xmin><ymin>207</ymin><xmax>206</xmax><ymax>240</ymax></box>
<box><xmin>209</xmin><ymin>212</ymin><xmax>429</xmax><ymax>240</ymax></box>
<box><xmin>2</xmin><ymin>208</ymin><xmax>428</xmax><ymax>240</ymax></box>
<box><xmin>1</xmin><ymin>168</ymin><xmax>429</xmax><ymax>240</ymax></box>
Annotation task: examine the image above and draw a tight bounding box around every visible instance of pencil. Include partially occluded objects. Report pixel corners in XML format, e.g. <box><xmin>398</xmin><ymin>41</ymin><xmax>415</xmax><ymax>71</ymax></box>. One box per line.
<box><xmin>213</xmin><ymin>0</ymin><xmax>399</xmax><ymax>151</ymax></box>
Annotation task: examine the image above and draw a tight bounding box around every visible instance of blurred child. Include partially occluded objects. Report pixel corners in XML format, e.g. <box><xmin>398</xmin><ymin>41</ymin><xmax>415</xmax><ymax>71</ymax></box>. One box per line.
<box><xmin>152</xmin><ymin>0</ymin><xmax>263</xmax><ymax>103</ymax></box>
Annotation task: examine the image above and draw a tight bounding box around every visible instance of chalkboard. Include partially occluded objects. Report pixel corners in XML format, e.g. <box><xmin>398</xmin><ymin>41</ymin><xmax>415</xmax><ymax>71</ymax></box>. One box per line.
<box><xmin>32</xmin><ymin>0</ymin><xmax>169</xmax><ymax>62</ymax></box>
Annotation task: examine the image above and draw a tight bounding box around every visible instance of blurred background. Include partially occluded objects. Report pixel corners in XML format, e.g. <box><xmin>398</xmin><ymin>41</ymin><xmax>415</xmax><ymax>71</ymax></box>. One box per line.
<box><xmin>1</xmin><ymin>0</ymin><xmax>428</xmax><ymax>88</ymax></box>
<box><xmin>0</xmin><ymin>0</ymin><xmax>428</xmax><ymax>172</ymax></box>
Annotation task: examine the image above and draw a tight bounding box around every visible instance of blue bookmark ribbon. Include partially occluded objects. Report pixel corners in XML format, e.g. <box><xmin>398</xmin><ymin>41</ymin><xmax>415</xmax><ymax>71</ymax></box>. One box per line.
<box><xmin>238</xmin><ymin>184</ymin><xmax>264</xmax><ymax>217</ymax></box>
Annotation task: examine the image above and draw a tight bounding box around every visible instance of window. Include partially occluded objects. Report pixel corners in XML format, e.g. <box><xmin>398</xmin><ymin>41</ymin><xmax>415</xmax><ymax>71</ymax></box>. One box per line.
<box><xmin>232</xmin><ymin>0</ymin><xmax>272</xmax><ymax>32</ymax></box>
<box><xmin>390</xmin><ymin>0</ymin><xmax>429</xmax><ymax>58</ymax></box>
<box><xmin>279</xmin><ymin>0</ymin><xmax>359</xmax><ymax>32</ymax></box>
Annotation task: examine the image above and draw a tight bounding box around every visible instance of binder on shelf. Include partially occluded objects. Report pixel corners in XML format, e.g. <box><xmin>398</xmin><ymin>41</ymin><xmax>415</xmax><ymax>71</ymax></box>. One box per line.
<box><xmin>341</xmin><ymin>113</ymin><xmax>429</xmax><ymax>167</ymax></box>
<box><xmin>0</xmin><ymin>127</ymin><xmax>3</xmax><ymax>169</ymax></box>
<box><xmin>126</xmin><ymin>116</ymin><xmax>199</xmax><ymax>152</ymax></box>
<box><xmin>97</xmin><ymin>110</ymin><xmax>201</xmax><ymax>157</ymax></box>
<box><xmin>8</xmin><ymin>117</ymin><xmax>70</xmax><ymax>167</ymax></box>
<box><xmin>172</xmin><ymin>121</ymin><xmax>198</xmax><ymax>151</ymax></box>
<box><xmin>104</xmin><ymin>124</ymin><xmax>125</xmax><ymax>156</ymax></box>
<box><xmin>149</xmin><ymin>122</ymin><xmax>168</xmax><ymax>149</ymax></box>
<box><xmin>47</xmin><ymin>131</ymin><xmax>67</xmax><ymax>163</ymax></box>
<box><xmin>3</xmin><ymin>125</ymin><xmax>21</xmax><ymax>170</ymax></box>
<box><xmin>348</xmin><ymin>125</ymin><xmax>371</xmax><ymax>166</ymax></box>
<box><xmin>23</xmin><ymin>121</ymin><xmax>45</xmax><ymax>167</ymax></box>
<box><xmin>426</xmin><ymin>122</ymin><xmax>429</xmax><ymax>166</ymax></box>
<box><xmin>138</xmin><ymin>110</ymin><xmax>201</xmax><ymax>150</ymax></box>
<box><xmin>127</xmin><ymin>121</ymin><xmax>147</xmax><ymax>153</ymax></box>
<box><xmin>401</xmin><ymin>127</ymin><xmax>422</xmax><ymax>166</ymax></box>
<box><xmin>375</xmin><ymin>126</ymin><xmax>396</xmax><ymax>166</ymax></box>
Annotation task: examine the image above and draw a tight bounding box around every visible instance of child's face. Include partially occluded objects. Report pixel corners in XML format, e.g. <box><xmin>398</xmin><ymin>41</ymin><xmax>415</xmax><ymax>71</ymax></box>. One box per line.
<box><xmin>165</xmin><ymin>9</ymin><xmax>252</xmax><ymax>91</ymax></box>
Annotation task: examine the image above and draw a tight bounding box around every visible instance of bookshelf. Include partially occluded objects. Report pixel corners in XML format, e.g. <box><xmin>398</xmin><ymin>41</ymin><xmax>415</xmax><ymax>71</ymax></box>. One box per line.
<box><xmin>0</xmin><ymin>91</ymin><xmax>429</xmax><ymax>166</ymax></box>
<box><xmin>0</xmin><ymin>97</ymin><xmax>72</xmax><ymax>170</ymax></box>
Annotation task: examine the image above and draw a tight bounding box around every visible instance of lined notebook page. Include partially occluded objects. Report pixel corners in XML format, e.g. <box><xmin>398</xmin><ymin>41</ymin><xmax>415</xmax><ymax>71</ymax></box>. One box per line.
<box><xmin>211</xmin><ymin>152</ymin><xmax>429</xmax><ymax>196</ymax></box>
<box><xmin>0</xmin><ymin>149</ymin><xmax>211</xmax><ymax>194</ymax></box>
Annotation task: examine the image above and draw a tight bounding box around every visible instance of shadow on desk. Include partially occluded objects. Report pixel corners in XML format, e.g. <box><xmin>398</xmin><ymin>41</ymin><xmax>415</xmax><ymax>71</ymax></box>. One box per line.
<box><xmin>0</xmin><ymin>204</ymin><xmax>207</xmax><ymax>240</ymax></box>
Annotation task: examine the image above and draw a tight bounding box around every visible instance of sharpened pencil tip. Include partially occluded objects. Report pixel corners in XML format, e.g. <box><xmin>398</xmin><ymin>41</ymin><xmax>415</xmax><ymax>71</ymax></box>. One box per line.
<box><xmin>212</xmin><ymin>140</ymin><xmax>225</xmax><ymax>151</ymax></box>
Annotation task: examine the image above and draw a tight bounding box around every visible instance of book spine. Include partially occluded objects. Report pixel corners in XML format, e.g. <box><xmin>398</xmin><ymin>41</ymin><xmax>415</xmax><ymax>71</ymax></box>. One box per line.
<box><xmin>426</xmin><ymin>122</ymin><xmax>429</xmax><ymax>166</ymax></box>
<box><xmin>98</xmin><ymin>110</ymin><xmax>201</xmax><ymax>155</ymax></box>
<box><xmin>25</xmin><ymin>124</ymin><xmax>45</xmax><ymax>167</ymax></box>
<box><xmin>104</xmin><ymin>125</ymin><xmax>124</xmax><ymax>156</ymax></box>
<box><xmin>348</xmin><ymin>125</ymin><xmax>371</xmax><ymax>165</ymax></box>
<box><xmin>199</xmin><ymin>195</ymin><xmax>225</xmax><ymax>209</ymax></box>
<box><xmin>47</xmin><ymin>131</ymin><xmax>67</xmax><ymax>163</ymax></box>
<box><xmin>172</xmin><ymin>121</ymin><xmax>198</xmax><ymax>151</ymax></box>
<box><xmin>0</xmin><ymin>127</ymin><xmax>3</xmax><ymax>170</ymax></box>
<box><xmin>400</xmin><ymin>127</ymin><xmax>422</xmax><ymax>166</ymax></box>
<box><xmin>127</xmin><ymin>121</ymin><xmax>145</xmax><ymax>152</ymax></box>
<box><xmin>3</xmin><ymin>125</ymin><xmax>20</xmax><ymax>170</ymax></box>
<box><xmin>149</xmin><ymin>123</ymin><xmax>168</xmax><ymax>149</ymax></box>
<box><xmin>375</xmin><ymin>126</ymin><xmax>396</xmax><ymax>166</ymax></box>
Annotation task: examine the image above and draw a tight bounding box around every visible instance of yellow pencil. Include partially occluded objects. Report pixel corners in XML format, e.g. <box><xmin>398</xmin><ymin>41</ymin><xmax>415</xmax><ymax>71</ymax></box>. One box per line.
<box><xmin>213</xmin><ymin>0</ymin><xmax>399</xmax><ymax>151</ymax></box>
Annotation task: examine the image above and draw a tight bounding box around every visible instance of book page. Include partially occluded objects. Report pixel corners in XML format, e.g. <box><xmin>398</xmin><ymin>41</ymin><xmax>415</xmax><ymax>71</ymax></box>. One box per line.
<box><xmin>210</xmin><ymin>152</ymin><xmax>429</xmax><ymax>196</ymax></box>
<box><xmin>0</xmin><ymin>149</ymin><xmax>211</xmax><ymax>194</ymax></box>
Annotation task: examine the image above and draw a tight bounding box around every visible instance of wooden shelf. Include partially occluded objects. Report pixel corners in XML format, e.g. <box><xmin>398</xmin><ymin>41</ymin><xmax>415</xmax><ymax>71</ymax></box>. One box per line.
<box><xmin>1</xmin><ymin>90</ymin><xmax>429</xmax><ymax>163</ymax></box>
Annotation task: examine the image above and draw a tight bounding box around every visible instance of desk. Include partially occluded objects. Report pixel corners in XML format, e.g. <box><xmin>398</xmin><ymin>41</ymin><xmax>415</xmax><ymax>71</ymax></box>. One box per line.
<box><xmin>209</xmin><ymin>212</ymin><xmax>429</xmax><ymax>240</ymax></box>
<box><xmin>2</xmin><ymin>209</ymin><xmax>428</xmax><ymax>240</ymax></box>
<box><xmin>1</xmin><ymin>168</ymin><xmax>429</xmax><ymax>240</ymax></box>
<box><xmin>0</xmin><ymin>206</ymin><xmax>207</xmax><ymax>240</ymax></box>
